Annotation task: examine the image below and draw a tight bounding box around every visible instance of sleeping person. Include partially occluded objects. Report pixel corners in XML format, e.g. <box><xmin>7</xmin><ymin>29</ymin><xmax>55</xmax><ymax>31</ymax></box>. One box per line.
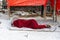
<box><xmin>12</xmin><ymin>19</ymin><xmax>51</xmax><ymax>29</ymax></box>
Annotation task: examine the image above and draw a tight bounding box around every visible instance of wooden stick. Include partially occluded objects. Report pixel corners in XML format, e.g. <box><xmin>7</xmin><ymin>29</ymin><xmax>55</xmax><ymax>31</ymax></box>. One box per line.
<box><xmin>43</xmin><ymin>7</ymin><xmax>46</xmax><ymax>20</ymax></box>
<box><xmin>53</xmin><ymin>0</ymin><xmax>57</xmax><ymax>22</ymax></box>
<box><xmin>7</xmin><ymin>6</ymin><xmax>11</xmax><ymax>19</ymax></box>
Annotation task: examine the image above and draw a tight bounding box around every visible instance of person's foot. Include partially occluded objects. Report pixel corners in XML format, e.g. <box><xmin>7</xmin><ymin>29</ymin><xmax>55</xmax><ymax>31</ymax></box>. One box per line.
<box><xmin>46</xmin><ymin>25</ymin><xmax>51</xmax><ymax>28</ymax></box>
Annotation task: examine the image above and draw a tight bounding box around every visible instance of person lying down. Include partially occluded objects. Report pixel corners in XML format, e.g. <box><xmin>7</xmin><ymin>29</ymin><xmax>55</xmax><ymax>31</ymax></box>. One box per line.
<box><xmin>12</xmin><ymin>19</ymin><xmax>51</xmax><ymax>29</ymax></box>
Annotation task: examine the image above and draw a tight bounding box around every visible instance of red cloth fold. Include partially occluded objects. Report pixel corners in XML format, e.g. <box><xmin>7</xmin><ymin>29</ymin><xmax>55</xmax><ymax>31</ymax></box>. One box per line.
<box><xmin>12</xmin><ymin>19</ymin><xmax>47</xmax><ymax>29</ymax></box>
<box><xmin>50</xmin><ymin>0</ymin><xmax>60</xmax><ymax>15</ymax></box>
<box><xmin>7</xmin><ymin>0</ymin><xmax>47</xmax><ymax>6</ymax></box>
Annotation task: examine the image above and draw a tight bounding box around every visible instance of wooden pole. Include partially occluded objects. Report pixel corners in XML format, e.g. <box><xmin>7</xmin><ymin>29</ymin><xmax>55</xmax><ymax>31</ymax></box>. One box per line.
<box><xmin>43</xmin><ymin>6</ymin><xmax>46</xmax><ymax>20</ymax></box>
<box><xmin>7</xmin><ymin>6</ymin><xmax>10</xmax><ymax>19</ymax></box>
<box><xmin>53</xmin><ymin>0</ymin><xmax>57</xmax><ymax>22</ymax></box>
<box><xmin>6</xmin><ymin>0</ymin><xmax>10</xmax><ymax>19</ymax></box>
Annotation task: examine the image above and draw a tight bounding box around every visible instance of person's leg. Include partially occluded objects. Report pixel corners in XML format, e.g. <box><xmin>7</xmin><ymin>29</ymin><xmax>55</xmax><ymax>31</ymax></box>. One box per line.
<box><xmin>25</xmin><ymin>19</ymin><xmax>51</xmax><ymax>29</ymax></box>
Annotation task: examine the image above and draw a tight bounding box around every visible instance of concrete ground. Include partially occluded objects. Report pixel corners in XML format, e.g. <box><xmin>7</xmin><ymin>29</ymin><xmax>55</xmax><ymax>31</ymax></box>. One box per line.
<box><xmin>57</xmin><ymin>15</ymin><xmax>60</xmax><ymax>23</ymax></box>
<box><xmin>0</xmin><ymin>12</ymin><xmax>60</xmax><ymax>40</ymax></box>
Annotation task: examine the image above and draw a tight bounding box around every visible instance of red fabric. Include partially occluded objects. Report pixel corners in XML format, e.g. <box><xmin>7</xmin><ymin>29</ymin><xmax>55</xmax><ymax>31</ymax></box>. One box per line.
<box><xmin>7</xmin><ymin>0</ymin><xmax>47</xmax><ymax>6</ymax></box>
<box><xmin>50</xmin><ymin>0</ymin><xmax>60</xmax><ymax>10</ymax></box>
<box><xmin>12</xmin><ymin>19</ymin><xmax>47</xmax><ymax>29</ymax></box>
<box><xmin>50</xmin><ymin>0</ymin><xmax>60</xmax><ymax>15</ymax></box>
